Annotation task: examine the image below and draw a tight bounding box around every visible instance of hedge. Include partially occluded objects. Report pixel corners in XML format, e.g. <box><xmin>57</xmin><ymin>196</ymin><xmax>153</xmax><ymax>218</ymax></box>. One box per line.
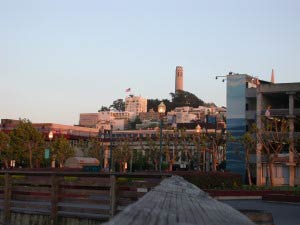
<box><xmin>172</xmin><ymin>171</ymin><xmax>243</xmax><ymax>189</ymax></box>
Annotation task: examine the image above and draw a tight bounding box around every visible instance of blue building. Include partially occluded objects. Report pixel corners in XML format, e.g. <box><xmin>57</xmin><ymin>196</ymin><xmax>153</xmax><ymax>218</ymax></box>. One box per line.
<box><xmin>226</xmin><ymin>73</ymin><xmax>264</xmax><ymax>181</ymax></box>
<box><xmin>226</xmin><ymin>72</ymin><xmax>300</xmax><ymax>186</ymax></box>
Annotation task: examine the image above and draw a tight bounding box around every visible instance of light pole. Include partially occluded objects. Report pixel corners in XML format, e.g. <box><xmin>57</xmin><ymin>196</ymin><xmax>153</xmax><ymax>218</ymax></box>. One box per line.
<box><xmin>48</xmin><ymin>131</ymin><xmax>55</xmax><ymax>168</ymax></box>
<box><xmin>109</xmin><ymin>123</ymin><xmax>113</xmax><ymax>172</ymax></box>
<box><xmin>48</xmin><ymin>131</ymin><xmax>53</xmax><ymax>141</ymax></box>
<box><xmin>215</xmin><ymin>75</ymin><xmax>227</xmax><ymax>82</ymax></box>
<box><xmin>130</xmin><ymin>136</ymin><xmax>133</xmax><ymax>173</ymax></box>
<box><xmin>195</xmin><ymin>124</ymin><xmax>201</xmax><ymax>171</ymax></box>
<box><xmin>99</xmin><ymin>128</ymin><xmax>104</xmax><ymax>169</ymax></box>
<box><xmin>203</xmin><ymin>116</ymin><xmax>210</xmax><ymax>172</ymax></box>
<box><xmin>158</xmin><ymin>102</ymin><xmax>166</xmax><ymax>172</ymax></box>
<box><xmin>215</xmin><ymin>72</ymin><xmax>236</xmax><ymax>82</ymax></box>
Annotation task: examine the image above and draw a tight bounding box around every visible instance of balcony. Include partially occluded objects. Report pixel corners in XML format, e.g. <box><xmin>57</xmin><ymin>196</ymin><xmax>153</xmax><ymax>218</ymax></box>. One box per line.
<box><xmin>261</xmin><ymin>108</ymin><xmax>300</xmax><ymax>117</ymax></box>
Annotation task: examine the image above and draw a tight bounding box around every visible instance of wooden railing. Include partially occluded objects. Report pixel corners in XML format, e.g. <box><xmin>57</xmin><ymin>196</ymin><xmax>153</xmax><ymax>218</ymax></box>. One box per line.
<box><xmin>261</xmin><ymin>108</ymin><xmax>300</xmax><ymax>116</ymax></box>
<box><xmin>0</xmin><ymin>171</ymin><xmax>169</xmax><ymax>225</ymax></box>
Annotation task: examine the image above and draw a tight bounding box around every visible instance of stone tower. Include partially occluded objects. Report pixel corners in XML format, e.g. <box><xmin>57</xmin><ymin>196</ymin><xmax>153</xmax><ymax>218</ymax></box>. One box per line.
<box><xmin>175</xmin><ymin>66</ymin><xmax>183</xmax><ymax>92</ymax></box>
<box><xmin>271</xmin><ymin>69</ymin><xmax>275</xmax><ymax>83</ymax></box>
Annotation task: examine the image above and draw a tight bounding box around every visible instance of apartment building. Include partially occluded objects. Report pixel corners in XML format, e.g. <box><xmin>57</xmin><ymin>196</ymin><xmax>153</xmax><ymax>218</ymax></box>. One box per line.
<box><xmin>79</xmin><ymin>111</ymin><xmax>135</xmax><ymax>131</ymax></box>
<box><xmin>226</xmin><ymin>73</ymin><xmax>300</xmax><ymax>186</ymax></box>
<box><xmin>125</xmin><ymin>96</ymin><xmax>147</xmax><ymax>115</ymax></box>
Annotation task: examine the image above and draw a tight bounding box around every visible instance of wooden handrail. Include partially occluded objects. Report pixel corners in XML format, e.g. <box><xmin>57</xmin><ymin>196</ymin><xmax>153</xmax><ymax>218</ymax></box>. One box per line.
<box><xmin>50</xmin><ymin>174</ymin><xmax>59</xmax><ymax>225</ymax></box>
<box><xmin>110</xmin><ymin>175</ymin><xmax>117</xmax><ymax>216</ymax></box>
<box><xmin>0</xmin><ymin>170</ymin><xmax>171</xmax><ymax>178</ymax></box>
<box><xmin>4</xmin><ymin>172</ymin><xmax>12</xmax><ymax>225</ymax></box>
<box><xmin>0</xmin><ymin>171</ymin><xmax>169</xmax><ymax>224</ymax></box>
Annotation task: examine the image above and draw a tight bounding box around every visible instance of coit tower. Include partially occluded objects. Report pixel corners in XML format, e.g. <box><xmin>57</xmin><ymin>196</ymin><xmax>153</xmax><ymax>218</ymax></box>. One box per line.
<box><xmin>175</xmin><ymin>66</ymin><xmax>183</xmax><ymax>92</ymax></box>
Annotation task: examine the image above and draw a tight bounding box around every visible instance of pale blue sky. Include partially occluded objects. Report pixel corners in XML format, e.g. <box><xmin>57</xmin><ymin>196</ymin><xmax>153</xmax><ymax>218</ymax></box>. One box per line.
<box><xmin>1</xmin><ymin>0</ymin><xmax>299</xmax><ymax>125</ymax></box>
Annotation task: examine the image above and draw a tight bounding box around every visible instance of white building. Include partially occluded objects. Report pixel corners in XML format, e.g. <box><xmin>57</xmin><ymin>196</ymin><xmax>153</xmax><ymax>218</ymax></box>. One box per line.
<box><xmin>79</xmin><ymin>113</ymin><xmax>99</xmax><ymax>128</ymax></box>
<box><xmin>79</xmin><ymin>111</ymin><xmax>135</xmax><ymax>131</ymax></box>
<box><xmin>167</xmin><ymin>106</ymin><xmax>226</xmax><ymax>124</ymax></box>
<box><xmin>125</xmin><ymin>96</ymin><xmax>147</xmax><ymax>115</ymax></box>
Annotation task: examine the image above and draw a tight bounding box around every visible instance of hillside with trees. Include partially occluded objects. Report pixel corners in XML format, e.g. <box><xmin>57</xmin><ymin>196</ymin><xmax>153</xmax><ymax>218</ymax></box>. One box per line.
<box><xmin>147</xmin><ymin>90</ymin><xmax>215</xmax><ymax>112</ymax></box>
<box><xmin>101</xmin><ymin>90</ymin><xmax>216</xmax><ymax>113</ymax></box>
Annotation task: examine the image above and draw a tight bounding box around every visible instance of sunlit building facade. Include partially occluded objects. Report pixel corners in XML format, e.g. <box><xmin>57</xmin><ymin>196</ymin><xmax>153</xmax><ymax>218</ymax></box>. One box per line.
<box><xmin>226</xmin><ymin>73</ymin><xmax>300</xmax><ymax>186</ymax></box>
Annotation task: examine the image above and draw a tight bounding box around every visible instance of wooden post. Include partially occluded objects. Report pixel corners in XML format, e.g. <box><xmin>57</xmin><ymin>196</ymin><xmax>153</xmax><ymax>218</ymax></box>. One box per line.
<box><xmin>110</xmin><ymin>175</ymin><xmax>117</xmax><ymax>217</ymax></box>
<box><xmin>3</xmin><ymin>172</ymin><xmax>12</xmax><ymax>225</ymax></box>
<box><xmin>51</xmin><ymin>174</ymin><xmax>59</xmax><ymax>225</ymax></box>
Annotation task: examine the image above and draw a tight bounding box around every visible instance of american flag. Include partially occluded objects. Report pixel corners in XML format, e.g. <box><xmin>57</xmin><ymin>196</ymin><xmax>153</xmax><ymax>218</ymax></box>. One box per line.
<box><xmin>125</xmin><ymin>88</ymin><xmax>131</xmax><ymax>92</ymax></box>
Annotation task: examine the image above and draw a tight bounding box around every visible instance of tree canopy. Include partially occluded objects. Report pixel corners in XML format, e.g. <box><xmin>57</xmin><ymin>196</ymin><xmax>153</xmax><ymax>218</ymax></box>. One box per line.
<box><xmin>148</xmin><ymin>90</ymin><xmax>206</xmax><ymax>112</ymax></box>
<box><xmin>170</xmin><ymin>90</ymin><xmax>205</xmax><ymax>108</ymax></box>
<box><xmin>0</xmin><ymin>131</ymin><xmax>11</xmax><ymax>168</ymax></box>
<box><xmin>10</xmin><ymin>119</ymin><xmax>45</xmax><ymax>168</ymax></box>
<box><xmin>98</xmin><ymin>106</ymin><xmax>110</xmax><ymax>112</ymax></box>
<box><xmin>51</xmin><ymin>136</ymin><xmax>75</xmax><ymax>167</ymax></box>
<box><xmin>110</xmin><ymin>99</ymin><xmax>125</xmax><ymax>111</ymax></box>
<box><xmin>102</xmin><ymin>90</ymin><xmax>213</xmax><ymax>113</ymax></box>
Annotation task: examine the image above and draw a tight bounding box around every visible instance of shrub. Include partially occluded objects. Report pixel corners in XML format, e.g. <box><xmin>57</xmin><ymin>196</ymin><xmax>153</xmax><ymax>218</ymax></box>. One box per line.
<box><xmin>172</xmin><ymin>171</ymin><xmax>243</xmax><ymax>189</ymax></box>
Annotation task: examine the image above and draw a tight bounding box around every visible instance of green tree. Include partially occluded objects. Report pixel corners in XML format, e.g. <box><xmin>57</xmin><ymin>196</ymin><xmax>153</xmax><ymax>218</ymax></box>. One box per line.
<box><xmin>86</xmin><ymin>137</ymin><xmax>104</xmax><ymax>168</ymax></box>
<box><xmin>10</xmin><ymin>119</ymin><xmax>44</xmax><ymax>168</ymax></box>
<box><xmin>113</xmin><ymin>137</ymin><xmax>132</xmax><ymax>172</ymax></box>
<box><xmin>110</xmin><ymin>99</ymin><xmax>125</xmax><ymax>111</ymax></box>
<box><xmin>129</xmin><ymin>116</ymin><xmax>142</xmax><ymax>130</ymax></box>
<box><xmin>170</xmin><ymin>90</ymin><xmax>205</xmax><ymax>108</ymax></box>
<box><xmin>147</xmin><ymin>90</ymin><xmax>207</xmax><ymax>113</ymax></box>
<box><xmin>147</xmin><ymin>99</ymin><xmax>172</xmax><ymax>112</ymax></box>
<box><xmin>98</xmin><ymin>106</ymin><xmax>110</xmax><ymax>112</ymax></box>
<box><xmin>147</xmin><ymin>99</ymin><xmax>161</xmax><ymax>112</ymax></box>
<box><xmin>132</xmin><ymin>149</ymin><xmax>148</xmax><ymax>171</ymax></box>
<box><xmin>192</xmin><ymin>132</ymin><xmax>207</xmax><ymax>171</ymax></box>
<box><xmin>209</xmin><ymin>133</ymin><xmax>226</xmax><ymax>172</ymax></box>
<box><xmin>240</xmin><ymin>130</ymin><xmax>256</xmax><ymax>186</ymax></box>
<box><xmin>52</xmin><ymin>136</ymin><xmax>75</xmax><ymax>167</ymax></box>
<box><xmin>163</xmin><ymin>134</ymin><xmax>172</xmax><ymax>171</ymax></box>
<box><xmin>146</xmin><ymin>135</ymin><xmax>160</xmax><ymax>171</ymax></box>
<box><xmin>257</xmin><ymin>117</ymin><xmax>289</xmax><ymax>186</ymax></box>
<box><xmin>0</xmin><ymin>131</ymin><xmax>12</xmax><ymax>168</ymax></box>
<box><xmin>177</xmin><ymin>130</ymin><xmax>194</xmax><ymax>170</ymax></box>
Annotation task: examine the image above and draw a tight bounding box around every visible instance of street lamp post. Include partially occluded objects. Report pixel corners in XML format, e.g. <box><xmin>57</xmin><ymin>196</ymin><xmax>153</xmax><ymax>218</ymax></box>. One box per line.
<box><xmin>99</xmin><ymin>128</ymin><xmax>104</xmax><ymax>169</ymax></box>
<box><xmin>203</xmin><ymin>128</ymin><xmax>207</xmax><ymax>172</ymax></box>
<box><xmin>195</xmin><ymin>124</ymin><xmax>201</xmax><ymax>171</ymax></box>
<box><xmin>109</xmin><ymin>124</ymin><xmax>113</xmax><ymax>172</ymax></box>
<box><xmin>48</xmin><ymin>131</ymin><xmax>53</xmax><ymax>141</ymax></box>
<box><xmin>48</xmin><ymin>131</ymin><xmax>55</xmax><ymax>168</ymax></box>
<box><xmin>215</xmin><ymin>75</ymin><xmax>227</xmax><ymax>82</ymax></box>
<box><xmin>158</xmin><ymin>102</ymin><xmax>166</xmax><ymax>172</ymax></box>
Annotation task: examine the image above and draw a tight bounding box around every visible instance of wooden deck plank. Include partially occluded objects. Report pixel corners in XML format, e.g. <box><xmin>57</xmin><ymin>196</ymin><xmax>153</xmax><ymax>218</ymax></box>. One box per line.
<box><xmin>103</xmin><ymin>176</ymin><xmax>256</xmax><ymax>225</ymax></box>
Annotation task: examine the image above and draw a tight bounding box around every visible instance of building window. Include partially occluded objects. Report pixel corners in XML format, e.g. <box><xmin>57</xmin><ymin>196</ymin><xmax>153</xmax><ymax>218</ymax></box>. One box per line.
<box><xmin>274</xmin><ymin>165</ymin><xmax>283</xmax><ymax>178</ymax></box>
<box><xmin>282</xmin><ymin>166</ymin><xmax>289</xmax><ymax>178</ymax></box>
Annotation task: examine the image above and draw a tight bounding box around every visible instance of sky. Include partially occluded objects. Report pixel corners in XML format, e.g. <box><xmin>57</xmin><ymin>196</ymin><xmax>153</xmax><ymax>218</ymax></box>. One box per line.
<box><xmin>1</xmin><ymin>0</ymin><xmax>299</xmax><ymax>125</ymax></box>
